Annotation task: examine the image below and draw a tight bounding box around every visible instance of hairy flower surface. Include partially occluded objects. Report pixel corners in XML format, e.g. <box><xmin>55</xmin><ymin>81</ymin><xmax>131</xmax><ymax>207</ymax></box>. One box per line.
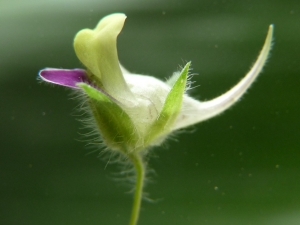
<box><xmin>39</xmin><ymin>13</ymin><xmax>273</xmax><ymax>154</ymax></box>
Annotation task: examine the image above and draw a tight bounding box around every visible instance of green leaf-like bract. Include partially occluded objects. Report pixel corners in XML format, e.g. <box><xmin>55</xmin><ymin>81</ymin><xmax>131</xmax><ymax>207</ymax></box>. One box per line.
<box><xmin>145</xmin><ymin>62</ymin><xmax>190</xmax><ymax>145</ymax></box>
<box><xmin>77</xmin><ymin>83</ymin><xmax>139</xmax><ymax>153</ymax></box>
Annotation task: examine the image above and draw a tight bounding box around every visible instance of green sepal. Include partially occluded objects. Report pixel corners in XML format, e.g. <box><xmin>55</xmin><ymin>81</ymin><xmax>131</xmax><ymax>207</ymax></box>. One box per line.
<box><xmin>146</xmin><ymin>62</ymin><xmax>190</xmax><ymax>144</ymax></box>
<box><xmin>77</xmin><ymin>83</ymin><xmax>139</xmax><ymax>153</ymax></box>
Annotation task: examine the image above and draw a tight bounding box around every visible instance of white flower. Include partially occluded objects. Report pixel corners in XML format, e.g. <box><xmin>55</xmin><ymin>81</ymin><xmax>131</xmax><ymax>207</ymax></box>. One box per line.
<box><xmin>39</xmin><ymin>13</ymin><xmax>274</xmax><ymax>154</ymax></box>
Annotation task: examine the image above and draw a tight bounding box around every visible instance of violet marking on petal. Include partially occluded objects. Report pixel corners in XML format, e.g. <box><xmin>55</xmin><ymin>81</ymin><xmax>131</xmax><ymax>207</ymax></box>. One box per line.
<box><xmin>39</xmin><ymin>68</ymin><xmax>121</xmax><ymax>103</ymax></box>
<box><xmin>39</xmin><ymin>68</ymin><xmax>90</xmax><ymax>89</ymax></box>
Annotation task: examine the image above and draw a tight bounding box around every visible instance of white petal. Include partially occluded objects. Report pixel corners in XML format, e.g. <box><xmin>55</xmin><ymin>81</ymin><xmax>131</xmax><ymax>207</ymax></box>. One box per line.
<box><xmin>123</xmin><ymin>73</ymin><xmax>171</xmax><ymax>135</ymax></box>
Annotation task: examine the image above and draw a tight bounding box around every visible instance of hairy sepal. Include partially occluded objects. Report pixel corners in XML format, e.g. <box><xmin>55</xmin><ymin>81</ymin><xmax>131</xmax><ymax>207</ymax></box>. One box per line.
<box><xmin>77</xmin><ymin>83</ymin><xmax>140</xmax><ymax>153</ymax></box>
<box><xmin>146</xmin><ymin>62</ymin><xmax>190</xmax><ymax>145</ymax></box>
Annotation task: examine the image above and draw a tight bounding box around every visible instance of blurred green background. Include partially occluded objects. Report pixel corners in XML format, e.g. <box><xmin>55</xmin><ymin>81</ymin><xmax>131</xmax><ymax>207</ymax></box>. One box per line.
<box><xmin>1</xmin><ymin>0</ymin><xmax>300</xmax><ymax>224</ymax></box>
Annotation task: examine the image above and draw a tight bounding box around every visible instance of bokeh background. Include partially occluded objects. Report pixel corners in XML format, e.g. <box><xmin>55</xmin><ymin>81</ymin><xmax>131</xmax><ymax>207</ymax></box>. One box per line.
<box><xmin>1</xmin><ymin>0</ymin><xmax>300</xmax><ymax>224</ymax></box>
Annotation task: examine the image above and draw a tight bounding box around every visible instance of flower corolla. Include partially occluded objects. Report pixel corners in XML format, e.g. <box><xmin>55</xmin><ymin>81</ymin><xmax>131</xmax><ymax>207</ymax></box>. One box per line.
<box><xmin>39</xmin><ymin>13</ymin><xmax>273</xmax><ymax>154</ymax></box>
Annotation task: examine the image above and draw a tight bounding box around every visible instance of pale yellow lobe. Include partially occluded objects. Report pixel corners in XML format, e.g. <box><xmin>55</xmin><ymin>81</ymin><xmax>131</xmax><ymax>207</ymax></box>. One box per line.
<box><xmin>74</xmin><ymin>13</ymin><xmax>134</xmax><ymax>102</ymax></box>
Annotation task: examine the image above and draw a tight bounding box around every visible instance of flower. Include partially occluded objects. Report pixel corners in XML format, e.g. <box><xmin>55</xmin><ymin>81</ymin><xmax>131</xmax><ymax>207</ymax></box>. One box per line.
<box><xmin>39</xmin><ymin>13</ymin><xmax>273</xmax><ymax>154</ymax></box>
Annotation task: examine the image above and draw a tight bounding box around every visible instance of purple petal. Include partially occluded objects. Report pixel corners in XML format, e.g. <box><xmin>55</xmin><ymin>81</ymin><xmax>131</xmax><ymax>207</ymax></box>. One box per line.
<box><xmin>39</xmin><ymin>68</ymin><xmax>90</xmax><ymax>88</ymax></box>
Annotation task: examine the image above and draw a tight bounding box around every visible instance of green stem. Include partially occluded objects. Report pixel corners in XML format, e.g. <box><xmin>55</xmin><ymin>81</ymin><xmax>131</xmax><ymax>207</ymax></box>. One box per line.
<box><xmin>128</xmin><ymin>152</ymin><xmax>145</xmax><ymax>225</ymax></box>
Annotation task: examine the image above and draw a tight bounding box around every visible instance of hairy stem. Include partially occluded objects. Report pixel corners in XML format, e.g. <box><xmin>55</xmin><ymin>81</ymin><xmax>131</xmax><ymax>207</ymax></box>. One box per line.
<box><xmin>128</xmin><ymin>152</ymin><xmax>145</xmax><ymax>225</ymax></box>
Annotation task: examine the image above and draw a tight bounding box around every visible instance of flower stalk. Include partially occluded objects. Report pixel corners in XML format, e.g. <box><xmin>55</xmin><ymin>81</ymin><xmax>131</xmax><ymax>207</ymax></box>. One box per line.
<box><xmin>128</xmin><ymin>153</ymin><xmax>145</xmax><ymax>225</ymax></box>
